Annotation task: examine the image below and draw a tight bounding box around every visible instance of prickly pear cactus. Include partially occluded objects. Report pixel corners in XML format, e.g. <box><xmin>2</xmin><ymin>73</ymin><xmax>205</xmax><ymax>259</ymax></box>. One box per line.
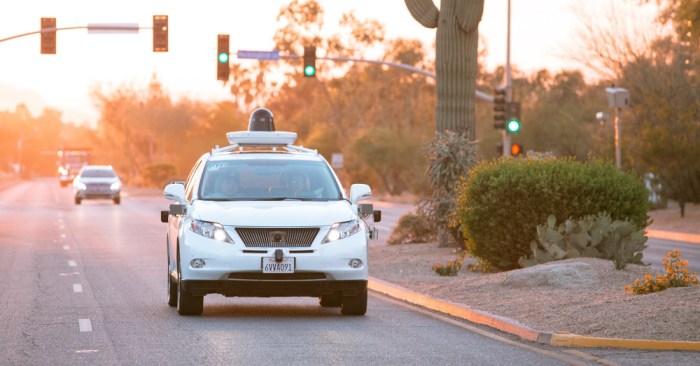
<box><xmin>519</xmin><ymin>214</ymin><xmax>648</xmax><ymax>270</ymax></box>
<box><xmin>404</xmin><ymin>0</ymin><xmax>484</xmax><ymax>139</ymax></box>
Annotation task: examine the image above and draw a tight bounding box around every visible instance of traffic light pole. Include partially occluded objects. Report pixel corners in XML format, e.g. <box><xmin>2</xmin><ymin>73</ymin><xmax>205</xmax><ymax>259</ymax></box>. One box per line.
<box><xmin>0</xmin><ymin>24</ymin><xmax>143</xmax><ymax>44</ymax></box>
<box><xmin>278</xmin><ymin>54</ymin><xmax>495</xmax><ymax>102</ymax></box>
<box><xmin>502</xmin><ymin>0</ymin><xmax>513</xmax><ymax>157</ymax></box>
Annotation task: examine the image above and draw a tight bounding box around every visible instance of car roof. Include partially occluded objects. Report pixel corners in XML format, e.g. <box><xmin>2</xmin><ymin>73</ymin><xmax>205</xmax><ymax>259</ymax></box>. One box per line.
<box><xmin>82</xmin><ymin>165</ymin><xmax>115</xmax><ymax>170</ymax></box>
<box><xmin>207</xmin><ymin>151</ymin><xmax>324</xmax><ymax>163</ymax></box>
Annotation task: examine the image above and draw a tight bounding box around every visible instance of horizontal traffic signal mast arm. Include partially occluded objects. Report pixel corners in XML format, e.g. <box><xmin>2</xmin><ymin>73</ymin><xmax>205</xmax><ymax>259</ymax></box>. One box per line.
<box><xmin>0</xmin><ymin>24</ymin><xmax>147</xmax><ymax>43</ymax></box>
<box><xmin>277</xmin><ymin>54</ymin><xmax>495</xmax><ymax>102</ymax></box>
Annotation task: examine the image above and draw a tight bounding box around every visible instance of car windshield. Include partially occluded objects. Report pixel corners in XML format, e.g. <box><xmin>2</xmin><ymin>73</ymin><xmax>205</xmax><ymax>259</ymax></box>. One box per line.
<box><xmin>199</xmin><ymin>159</ymin><xmax>342</xmax><ymax>201</ymax></box>
<box><xmin>81</xmin><ymin>169</ymin><xmax>116</xmax><ymax>178</ymax></box>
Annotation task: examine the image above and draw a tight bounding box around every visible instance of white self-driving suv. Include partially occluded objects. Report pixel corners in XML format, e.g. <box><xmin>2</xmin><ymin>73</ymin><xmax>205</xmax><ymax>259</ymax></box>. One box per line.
<box><xmin>161</xmin><ymin>125</ymin><xmax>379</xmax><ymax>316</ymax></box>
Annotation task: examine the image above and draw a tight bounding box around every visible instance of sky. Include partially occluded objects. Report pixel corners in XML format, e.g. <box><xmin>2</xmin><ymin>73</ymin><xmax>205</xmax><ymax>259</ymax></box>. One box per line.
<box><xmin>0</xmin><ymin>0</ymin><xmax>657</xmax><ymax>125</ymax></box>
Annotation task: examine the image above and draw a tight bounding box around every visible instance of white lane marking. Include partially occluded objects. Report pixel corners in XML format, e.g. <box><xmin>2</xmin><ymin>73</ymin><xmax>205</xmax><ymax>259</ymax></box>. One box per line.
<box><xmin>60</xmin><ymin>234</ymin><xmax>67</xmax><ymax>239</ymax></box>
<box><xmin>79</xmin><ymin>319</ymin><xmax>92</xmax><ymax>332</ymax></box>
<box><xmin>59</xmin><ymin>225</ymin><xmax>65</xmax><ymax>230</ymax></box>
<box><xmin>73</xmin><ymin>284</ymin><xmax>83</xmax><ymax>293</ymax></box>
<box><xmin>68</xmin><ymin>260</ymin><xmax>77</xmax><ymax>267</ymax></box>
<box><xmin>63</xmin><ymin>245</ymin><xmax>70</xmax><ymax>250</ymax></box>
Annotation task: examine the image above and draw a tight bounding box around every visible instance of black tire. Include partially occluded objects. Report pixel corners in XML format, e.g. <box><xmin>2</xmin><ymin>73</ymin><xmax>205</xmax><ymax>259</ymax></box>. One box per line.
<box><xmin>167</xmin><ymin>272</ymin><xmax>177</xmax><ymax>307</ymax></box>
<box><xmin>113</xmin><ymin>196</ymin><xmax>121</xmax><ymax>205</ymax></box>
<box><xmin>74</xmin><ymin>197</ymin><xmax>81</xmax><ymax>205</ymax></box>
<box><xmin>319</xmin><ymin>293</ymin><xmax>342</xmax><ymax>307</ymax></box>
<box><xmin>176</xmin><ymin>251</ymin><xmax>203</xmax><ymax>315</ymax></box>
<box><xmin>341</xmin><ymin>288</ymin><xmax>367</xmax><ymax>316</ymax></box>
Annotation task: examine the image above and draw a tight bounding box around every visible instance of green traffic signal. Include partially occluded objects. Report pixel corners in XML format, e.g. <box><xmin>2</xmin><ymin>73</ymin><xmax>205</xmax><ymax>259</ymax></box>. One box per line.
<box><xmin>218</xmin><ymin>52</ymin><xmax>229</xmax><ymax>64</ymax></box>
<box><xmin>304</xmin><ymin>65</ymin><xmax>316</xmax><ymax>77</ymax></box>
<box><xmin>507</xmin><ymin>119</ymin><xmax>521</xmax><ymax>133</ymax></box>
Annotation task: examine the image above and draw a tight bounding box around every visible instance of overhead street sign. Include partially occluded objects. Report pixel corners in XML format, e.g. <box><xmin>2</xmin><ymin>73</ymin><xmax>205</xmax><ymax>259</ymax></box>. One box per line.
<box><xmin>237</xmin><ymin>50</ymin><xmax>279</xmax><ymax>61</ymax></box>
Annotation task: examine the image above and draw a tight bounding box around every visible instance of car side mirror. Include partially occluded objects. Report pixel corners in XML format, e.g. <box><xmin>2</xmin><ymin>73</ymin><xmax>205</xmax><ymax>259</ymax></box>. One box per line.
<box><xmin>164</xmin><ymin>182</ymin><xmax>186</xmax><ymax>204</ymax></box>
<box><xmin>349</xmin><ymin>184</ymin><xmax>371</xmax><ymax>205</ymax></box>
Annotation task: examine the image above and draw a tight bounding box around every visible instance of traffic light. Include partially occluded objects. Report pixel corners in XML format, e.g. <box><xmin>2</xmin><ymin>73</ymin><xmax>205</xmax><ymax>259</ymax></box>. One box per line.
<box><xmin>217</xmin><ymin>34</ymin><xmax>230</xmax><ymax>81</ymax></box>
<box><xmin>511</xmin><ymin>143</ymin><xmax>523</xmax><ymax>156</ymax></box>
<box><xmin>303</xmin><ymin>46</ymin><xmax>316</xmax><ymax>77</ymax></box>
<box><xmin>152</xmin><ymin>15</ymin><xmax>168</xmax><ymax>52</ymax></box>
<box><xmin>506</xmin><ymin>101</ymin><xmax>521</xmax><ymax>133</ymax></box>
<box><xmin>40</xmin><ymin>17</ymin><xmax>56</xmax><ymax>54</ymax></box>
<box><xmin>493</xmin><ymin>88</ymin><xmax>506</xmax><ymax>129</ymax></box>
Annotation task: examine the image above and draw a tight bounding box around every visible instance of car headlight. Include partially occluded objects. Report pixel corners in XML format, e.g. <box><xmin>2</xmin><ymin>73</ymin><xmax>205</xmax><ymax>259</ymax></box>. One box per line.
<box><xmin>190</xmin><ymin>219</ymin><xmax>234</xmax><ymax>244</ymax></box>
<box><xmin>110</xmin><ymin>182</ymin><xmax>121</xmax><ymax>191</ymax></box>
<box><xmin>74</xmin><ymin>182</ymin><xmax>87</xmax><ymax>190</ymax></box>
<box><xmin>322</xmin><ymin>219</ymin><xmax>361</xmax><ymax>243</ymax></box>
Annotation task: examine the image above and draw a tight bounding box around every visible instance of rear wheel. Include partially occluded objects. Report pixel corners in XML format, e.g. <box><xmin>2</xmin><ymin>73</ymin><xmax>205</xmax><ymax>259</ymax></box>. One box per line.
<box><xmin>74</xmin><ymin>197</ymin><xmax>81</xmax><ymax>205</ymax></box>
<box><xmin>341</xmin><ymin>288</ymin><xmax>367</xmax><ymax>316</ymax></box>
<box><xmin>319</xmin><ymin>293</ymin><xmax>342</xmax><ymax>307</ymax></box>
<box><xmin>113</xmin><ymin>196</ymin><xmax>121</xmax><ymax>205</ymax></box>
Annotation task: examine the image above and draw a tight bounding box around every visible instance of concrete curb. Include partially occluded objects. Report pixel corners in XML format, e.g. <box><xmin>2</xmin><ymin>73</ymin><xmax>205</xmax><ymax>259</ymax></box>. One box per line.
<box><xmin>368</xmin><ymin>276</ymin><xmax>700</xmax><ymax>351</ymax></box>
<box><xmin>646</xmin><ymin>229</ymin><xmax>700</xmax><ymax>245</ymax></box>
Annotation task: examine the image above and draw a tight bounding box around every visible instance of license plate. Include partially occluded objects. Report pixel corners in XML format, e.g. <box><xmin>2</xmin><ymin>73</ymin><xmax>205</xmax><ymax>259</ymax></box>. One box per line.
<box><xmin>262</xmin><ymin>257</ymin><xmax>295</xmax><ymax>273</ymax></box>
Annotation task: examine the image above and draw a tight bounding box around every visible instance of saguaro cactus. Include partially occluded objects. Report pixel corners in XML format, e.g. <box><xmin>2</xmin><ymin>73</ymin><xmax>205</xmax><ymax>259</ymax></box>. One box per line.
<box><xmin>405</xmin><ymin>0</ymin><xmax>484</xmax><ymax>139</ymax></box>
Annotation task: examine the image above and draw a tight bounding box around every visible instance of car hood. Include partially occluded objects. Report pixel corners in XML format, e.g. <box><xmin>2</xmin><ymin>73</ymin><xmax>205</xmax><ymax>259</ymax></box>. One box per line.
<box><xmin>191</xmin><ymin>200</ymin><xmax>354</xmax><ymax>227</ymax></box>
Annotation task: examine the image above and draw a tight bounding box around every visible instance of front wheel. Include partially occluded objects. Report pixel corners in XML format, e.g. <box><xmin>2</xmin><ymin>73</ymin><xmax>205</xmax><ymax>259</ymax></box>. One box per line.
<box><xmin>176</xmin><ymin>252</ymin><xmax>203</xmax><ymax>315</ymax></box>
<box><xmin>341</xmin><ymin>288</ymin><xmax>367</xmax><ymax>316</ymax></box>
<box><xmin>113</xmin><ymin>196</ymin><xmax>121</xmax><ymax>205</ymax></box>
<box><xmin>167</xmin><ymin>273</ymin><xmax>177</xmax><ymax>307</ymax></box>
<box><xmin>74</xmin><ymin>197</ymin><xmax>81</xmax><ymax>205</ymax></box>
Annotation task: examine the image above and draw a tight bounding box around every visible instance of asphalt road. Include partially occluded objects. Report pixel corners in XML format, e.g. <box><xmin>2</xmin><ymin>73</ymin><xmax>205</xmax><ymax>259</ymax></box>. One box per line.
<box><xmin>1</xmin><ymin>179</ymin><xmax>698</xmax><ymax>366</ymax></box>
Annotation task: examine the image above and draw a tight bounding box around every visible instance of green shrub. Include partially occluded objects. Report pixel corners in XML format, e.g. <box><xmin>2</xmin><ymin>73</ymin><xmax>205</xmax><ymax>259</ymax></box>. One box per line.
<box><xmin>454</xmin><ymin>157</ymin><xmax>650</xmax><ymax>270</ymax></box>
<box><xmin>143</xmin><ymin>163</ymin><xmax>177</xmax><ymax>188</ymax></box>
<box><xmin>387</xmin><ymin>213</ymin><xmax>436</xmax><ymax>245</ymax></box>
<box><xmin>519</xmin><ymin>214</ymin><xmax>648</xmax><ymax>270</ymax></box>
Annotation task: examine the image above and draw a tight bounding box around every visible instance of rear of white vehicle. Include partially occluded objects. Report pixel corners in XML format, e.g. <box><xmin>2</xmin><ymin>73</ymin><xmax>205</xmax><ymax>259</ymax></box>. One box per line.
<box><xmin>161</xmin><ymin>128</ymin><xmax>380</xmax><ymax>316</ymax></box>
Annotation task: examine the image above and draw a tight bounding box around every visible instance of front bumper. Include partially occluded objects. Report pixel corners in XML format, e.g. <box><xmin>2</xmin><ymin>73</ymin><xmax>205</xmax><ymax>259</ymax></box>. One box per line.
<box><xmin>181</xmin><ymin>278</ymin><xmax>367</xmax><ymax>297</ymax></box>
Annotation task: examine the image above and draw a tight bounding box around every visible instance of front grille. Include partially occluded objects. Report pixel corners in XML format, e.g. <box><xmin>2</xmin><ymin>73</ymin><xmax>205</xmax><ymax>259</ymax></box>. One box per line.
<box><xmin>228</xmin><ymin>272</ymin><xmax>326</xmax><ymax>280</ymax></box>
<box><xmin>85</xmin><ymin>183</ymin><xmax>112</xmax><ymax>193</ymax></box>
<box><xmin>235</xmin><ymin>227</ymin><xmax>319</xmax><ymax>248</ymax></box>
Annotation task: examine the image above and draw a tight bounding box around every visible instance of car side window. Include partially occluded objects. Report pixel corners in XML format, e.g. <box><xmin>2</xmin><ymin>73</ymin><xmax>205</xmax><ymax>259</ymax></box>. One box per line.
<box><xmin>185</xmin><ymin>158</ymin><xmax>206</xmax><ymax>202</ymax></box>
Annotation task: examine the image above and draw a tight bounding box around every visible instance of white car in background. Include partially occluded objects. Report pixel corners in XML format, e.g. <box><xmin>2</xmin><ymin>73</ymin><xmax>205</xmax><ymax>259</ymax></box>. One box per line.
<box><xmin>161</xmin><ymin>108</ymin><xmax>380</xmax><ymax>316</ymax></box>
<box><xmin>72</xmin><ymin>165</ymin><xmax>122</xmax><ymax>205</ymax></box>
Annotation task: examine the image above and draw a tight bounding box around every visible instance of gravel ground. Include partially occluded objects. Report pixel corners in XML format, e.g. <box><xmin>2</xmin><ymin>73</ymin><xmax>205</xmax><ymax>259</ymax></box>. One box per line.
<box><xmin>368</xmin><ymin>203</ymin><xmax>700</xmax><ymax>342</ymax></box>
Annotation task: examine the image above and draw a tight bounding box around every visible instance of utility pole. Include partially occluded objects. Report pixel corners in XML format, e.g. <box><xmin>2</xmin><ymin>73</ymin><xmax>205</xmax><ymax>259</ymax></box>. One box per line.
<box><xmin>503</xmin><ymin>0</ymin><xmax>513</xmax><ymax>157</ymax></box>
<box><xmin>605</xmin><ymin>86</ymin><xmax>630</xmax><ymax>169</ymax></box>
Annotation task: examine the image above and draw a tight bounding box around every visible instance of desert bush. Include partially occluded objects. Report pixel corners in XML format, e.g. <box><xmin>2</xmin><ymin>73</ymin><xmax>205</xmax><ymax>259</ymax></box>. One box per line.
<box><xmin>431</xmin><ymin>258</ymin><xmax>463</xmax><ymax>276</ymax></box>
<box><xmin>387</xmin><ymin>213</ymin><xmax>436</xmax><ymax>245</ymax></box>
<box><xmin>519</xmin><ymin>214</ymin><xmax>648</xmax><ymax>270</ymax></box>
<box><xmin>454</xmin><ymin>157</ymin><xmax>650</xmax><ymax>270</ymax></box>
<box><xmin>143</xmin><ymin>163</ymin><xmax>177</xmax><ymax>188</ymax></box>
<box><xmin>626</xmin><ymin>250</ymin><xmax>699</xmax><ymax>294</ymax></box>
<box><xmin>418</xmin><ymin>131</ymin><xmax>478</xmax><ymax>246</ymax></box>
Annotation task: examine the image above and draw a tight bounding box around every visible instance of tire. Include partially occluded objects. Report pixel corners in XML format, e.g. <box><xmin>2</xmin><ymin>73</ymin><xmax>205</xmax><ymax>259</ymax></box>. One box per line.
<box><xmin>341</xmin><ymin>288</ymin><xmax>367</xmax><ymax>316</ymax></box>
<box><xmin>176</xmin><ymin>251</ymin><xmax>203</xmax><ymax>315</ymax></box>
<box><xmin>319</xmin><ymin>293</ymin><xmax>342</xmax><ymax>307</ymax></box>
<box><xmin>113</xmin><ymin>196</ymin><xmax>121</xmax><ymax>205</ymax></box>
<box><xmin>167</xmin><ymin>272</ymin><xmax>177</xmax><ymax>307</ymax></box>
<box><xmin>74</xmin><ymin>197</ymin><xmax>81</xmax><ymax>205</ymax></box>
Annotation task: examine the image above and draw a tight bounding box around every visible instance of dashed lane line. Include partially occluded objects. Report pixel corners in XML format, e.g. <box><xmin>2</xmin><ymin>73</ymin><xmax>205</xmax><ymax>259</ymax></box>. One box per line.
<box><xmin>73</xmin><ymin>284</ymin><xmax>83</xmax><ymax>293</ymax></box>
<box><xmin>68</xmin><ymin>260</ymin><xmax>77</xmax><ymax>267</ymax></box>
<box><xmin>79</xmin><ymin>319</ymin><xmax>92</xmax><ymax>332</ymax></box>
